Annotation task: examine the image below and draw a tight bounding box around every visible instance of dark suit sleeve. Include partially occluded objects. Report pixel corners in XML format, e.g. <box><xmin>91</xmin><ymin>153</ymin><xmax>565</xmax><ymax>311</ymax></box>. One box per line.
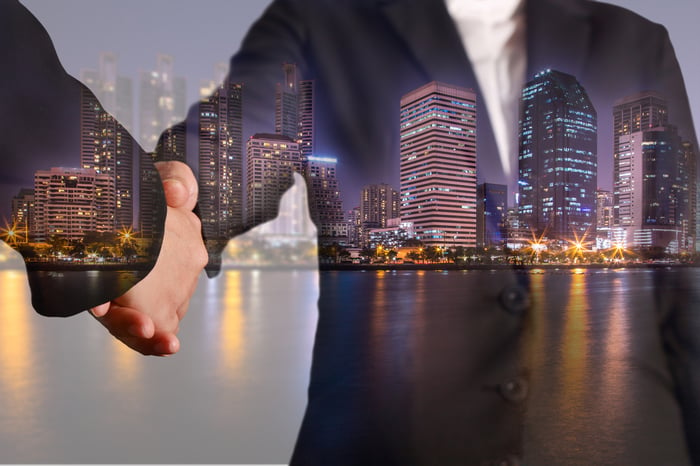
<box><xmin>649</xmin><ymin>24</ymin><xmax>700</xmax><ymax>466</ymax></box>
<box><xmin>0</xmin><ymin>0</ymin><xmax>165</xmax><ymax>316</ymax></box>
<box><xmin>160</xmin><ymin>0</ymin><xmax>313</xmax><ymax>276</ymax></box>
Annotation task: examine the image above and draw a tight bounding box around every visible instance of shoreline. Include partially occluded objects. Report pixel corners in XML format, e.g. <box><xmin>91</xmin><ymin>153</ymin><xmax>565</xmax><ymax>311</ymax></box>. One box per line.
<box><xmin>23</xmin><ymin>261</ymin><xmax>155</xmax><ymax>272</ymax></box>
<box><xmin>1</xmin><ymin>261</ymin><xmax>694</xmax><ymax>273</ymax></box>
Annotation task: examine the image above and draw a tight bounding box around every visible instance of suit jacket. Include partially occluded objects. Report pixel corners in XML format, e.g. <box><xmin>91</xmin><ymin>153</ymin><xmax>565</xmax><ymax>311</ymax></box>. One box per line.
<box><xmin>218</xmin><ymin>0</ymin><xmax>699</xmax><ymax>464</ymax></box>
<box><xmin>0</xmin><ymin>0</ymin><xmax>167</xmax><ymax>316</ymax></box>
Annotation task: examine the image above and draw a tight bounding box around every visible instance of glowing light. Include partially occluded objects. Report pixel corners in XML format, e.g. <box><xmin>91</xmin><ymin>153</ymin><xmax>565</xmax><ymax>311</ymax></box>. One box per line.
<box><xmin>565</xmin><ymin>228</ymin><xmax>592</xmax><ymax>263</ymax></box>
<box><xmin>117</xmin><ymin>226</ymin><xmax>136</xmax><ymax>245</ymax></box>
<box><xmin>1</xmin><ymin>220</ymin><xmax>25</xmax><ymax>245</ymax></box>
<box><xmin>525</xmin><ymin>229</ymin><xmax>548</xmax><ymax>263</ymax></box>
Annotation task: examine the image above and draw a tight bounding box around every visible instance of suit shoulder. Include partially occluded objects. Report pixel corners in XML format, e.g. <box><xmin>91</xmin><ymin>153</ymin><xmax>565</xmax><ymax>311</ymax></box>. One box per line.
<box><xmin>583</xmin><ymin>0</ymin><xmax>667</xmax><ymax>34</ymax></box>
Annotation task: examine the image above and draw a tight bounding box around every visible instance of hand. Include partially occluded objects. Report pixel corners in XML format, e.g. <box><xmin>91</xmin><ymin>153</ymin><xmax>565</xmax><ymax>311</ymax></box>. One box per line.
<box><xmin>90</xmin><ymin>161</ymin><xmax>208</xmax><ymax>356</ymax></box>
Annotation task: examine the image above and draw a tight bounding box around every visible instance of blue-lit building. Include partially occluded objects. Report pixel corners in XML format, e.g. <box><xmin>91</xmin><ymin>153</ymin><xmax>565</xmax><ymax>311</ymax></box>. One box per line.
<box><xmin>517</xmin><ymin>70</ymin><xmax>597</xmax><ymax>241</ymax></box>
<box><xmin>477</xmin><ymin>183</ymin><xmax>508</xmax><ymax>248</ymax></box>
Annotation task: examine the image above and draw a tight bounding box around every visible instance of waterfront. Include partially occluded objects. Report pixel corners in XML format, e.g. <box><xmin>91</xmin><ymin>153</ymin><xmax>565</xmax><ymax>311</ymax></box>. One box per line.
<box><xmin>0</xmin><ymin>259</ymin><xmax>695</xmax><ymax>463</ymax></box>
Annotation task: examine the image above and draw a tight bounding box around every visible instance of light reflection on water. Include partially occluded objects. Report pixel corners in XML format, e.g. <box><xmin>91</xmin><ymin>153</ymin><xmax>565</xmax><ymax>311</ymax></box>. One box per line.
<box><xmin>0</xmin><ymin>267</ymin><xmax>318</xmax><ymax>463</ymax></box>
<box><xmin>0</xmin><ymin>270</ymin><xmax>41</xmax><ymax>457</ymax></box>
<box><xmin>0</xmin><ymin>266</ymin><xmax>694</xmax><ymax>463</ymax></box>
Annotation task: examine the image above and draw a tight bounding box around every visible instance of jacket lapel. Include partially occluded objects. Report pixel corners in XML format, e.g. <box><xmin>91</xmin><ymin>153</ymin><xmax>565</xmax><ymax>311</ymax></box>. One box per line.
<box><xmin>379</xmin><ymin>0</ymin><xmax>592</xmax><ymax>86</ymax></box>
<box><xmin>379</xmin><ymin>0</ymin><xmax>479</xmax><ymax>90</ymax></box>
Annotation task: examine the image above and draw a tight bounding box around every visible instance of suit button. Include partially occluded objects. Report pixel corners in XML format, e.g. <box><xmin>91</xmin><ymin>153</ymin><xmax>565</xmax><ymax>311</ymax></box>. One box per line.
<box><xmin>499</xmin><ymin>377</ymin><xmax>528</xmax><ymax>403</ymax></box>
<box><xmin>499</xmin><ymin>285</ymin><xmax>530</xmax><ymax>314</ymax></box>
<box><xmin>497</xmin><ymin>454</ymin><xmax>522</xmax><ymax>466</ymax></box>
<box><xmin>483</xmin><ymin>455</ymin><xmax>522</xmax><ymax>466</ymax></box>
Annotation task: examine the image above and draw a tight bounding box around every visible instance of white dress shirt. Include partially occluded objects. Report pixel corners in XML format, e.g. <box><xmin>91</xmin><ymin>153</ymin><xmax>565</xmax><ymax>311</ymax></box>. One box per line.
<box><xmin>444</xmin><ymin>0</ymin><xmax>527</xmax><ymax>181</ymax></box>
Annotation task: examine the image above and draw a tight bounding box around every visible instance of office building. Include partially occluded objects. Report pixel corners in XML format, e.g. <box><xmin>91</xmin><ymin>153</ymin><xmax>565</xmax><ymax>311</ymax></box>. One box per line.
<box><xmin>305</xmin><ymin>155</ymin><xmax>344</xmax><ymax>243</ymax></box>
<box><xmin>80</xmin><ymin>62</ymin><xmax>134</xmax><ymax>231</ymax></box>
<box><xmin>199</xmin><ymin>78</ymin><xmax>244</xmax><ymax>239</ymax></box>
<box><xmin>10</xmin><ymin>188</ymin><xmax>35</xmax><ymax>242</ymax></box>
<box><xmin>477</xmin><ymin>183</ymin><xmax>508</xmax><ymax>248</ymax></box>
<box><xmin>246</xmin><ymin>134</ymin><xmax>303</xmax><ymax>229</ymax></box>
<box><xmin>518</xmin><ymin>69</ymin><xmax>597</xmax><ymax>241</ymax></box>
<box><xmin>613</xmin><ymin>91</ymin><xmax>668</xmax><ymax>230</ymax></box>
<box><xmin>399</xmin><ymin>81</ymin><xmax>478</xmax><ymax>247</ymax></box>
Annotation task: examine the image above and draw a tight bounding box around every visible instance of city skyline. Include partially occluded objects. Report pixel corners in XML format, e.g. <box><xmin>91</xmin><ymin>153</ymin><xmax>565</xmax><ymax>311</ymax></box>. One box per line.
<box><xmin>4</xmin><ymin>44</ymin><xmax>698</xmax><ymax>258</ymax></box>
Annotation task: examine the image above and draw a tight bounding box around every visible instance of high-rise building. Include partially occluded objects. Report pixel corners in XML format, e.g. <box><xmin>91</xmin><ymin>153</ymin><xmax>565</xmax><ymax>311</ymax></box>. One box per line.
<box><xmin>615</xmin><ymin>125</ymin><xmax>694</xmax><ymax>251</ymax></box>
<box><xmin>138</xmin><ymin>55</ymin><xmax>187</xmax><ymax>237</ymax></box>
<box><xmin>595</xmin><ymin>189</ymin><xmax>614</xmax><ymax>229</ymax></box>
<box><xmin>138</xmin><ymin>54</ymin><xmax>187</xmax><ymax>152</ymax></box>
<box><xmin>477</xmin><ymin>183</ymin><xmax>508</xmax><ymax>248</ymax></box>
<box><xmin>346</xmin><ymin>207</ymin><xmax>361</xmax><ymax>247</ymax></box>
<box><xmin>80</xmin><ymin>52</ymin><xmax>134</xmax><ymax>133</ymax></box>
<box><xmin>595</xmin><ymin>189</ymin><xmax>614</xmax><ymax>249</ymax></box>
<box><xmin>306</xmin><ymin>155</ymin><xmax>344</xmax><ymax>243</ymax></box>
<box><xmin>399</xmin><ymin>81</ymin><xmax>478</xmax><ymax>247</ymax></box>
<box><xmin>198</xmin><ymin>78</ymin><xmax>244</xmax><ymax>240</ymax></box>
<box><xmin>33</xmin><ymin>168</ymin><xmax>114</xmax><ymax>242</ymax></box>
<box><xmin>359</xmin><ymin>183</ymin><xmax>400</xmax><ymax>246</ymax></box>
<box><xmin>11</xmin><ymin>188</ymin><xmax>35</xmax><ymax>242</ymax></box>
<box><xmin>297</xmin><ymin>80</ymin><xmax>315</xmax><ymax>160</ymax></box>
<box><xmin>246</xmin><ymin>134</ymin><xmax>302</xmax><ymax>229</ymax></box>
<box><xmin>275</xmin><ymin>63</ymin><xmax>299</xmax><ymax>140</ymax></box>
<box><xmin>360</xmin><ymin>183</ymin><xmax>400</xmax><ymax>228</ymax></box>
<box><xmin>613</xmin><ymin>91</ymin><xmax>668</xmax><ymax>229</ymax></box>
<box><xmin>518</xmin><ymin>69</ymin><xmax>597</xmax><ymax>241</ymax></box>
<box><xmin>199</xmin><ymin>62</ymin><xmax>230</xmax><ymax>99</ymax></box>
<box><xmin>612</xmin><ymin>91</ymin><xmax>696</xmax><ymax>251</ymax></box>
<box><xmin>80</xmin><ymin>65</ymin><xmax>134</xmax><ymax>231</ymax></box>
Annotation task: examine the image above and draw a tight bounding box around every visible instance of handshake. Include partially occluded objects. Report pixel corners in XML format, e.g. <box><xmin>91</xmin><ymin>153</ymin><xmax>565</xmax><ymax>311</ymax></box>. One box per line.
<box><xmin>90</xmin><ymin>161</ymin><xmax>208</xmax><ymax>356</ymax></box>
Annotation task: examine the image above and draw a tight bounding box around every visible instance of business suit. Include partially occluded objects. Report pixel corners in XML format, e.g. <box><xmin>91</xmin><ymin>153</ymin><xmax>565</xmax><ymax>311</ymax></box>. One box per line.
<box><xmin>218</xmin><ymin>0</ymin><xmax>699</xmax><ymax>463</ymax></box>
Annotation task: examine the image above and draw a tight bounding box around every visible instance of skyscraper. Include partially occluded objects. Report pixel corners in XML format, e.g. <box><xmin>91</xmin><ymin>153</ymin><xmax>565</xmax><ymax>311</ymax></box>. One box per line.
<box><xmin>612</xmin><ymin>91</ymin><xmax>668</xmax><ymax>230</ymax></box>
<box><xmin>80</xmin><ymin>55</ymin><xmax>134</xmax><ymax>231</ymax></box>
<box><xmin>138</xmin><ymin>54</ymin><xmax>187</xmax><ymax>153</ymax></box>
<box><xmin>138</xmin><ymin>55</ymin><xmax>187</xmax><ymax>237</ymax></box>
<box><xmin>198</xmin><ymin>78</ymin><xmax>244</xmax><ymax>240</ymax></box>
<box><xmin>518</xmin><ymin>69</ymin><xmax>597</xmax><ymax>241</ymax></box>
<box><xmin>477</xmin><ymin>183</ymin><xmax>508</xmax><ymax>248</ymax></box>
<box><xmin>615</xmin><ymin>124</ymin><xmax>694</xmax><ymax>251</ymax></box>
<box><xmin>297</xmin><ymin>79</ymin><xmax>315</xmax><ymax>160</ymax></box>
<box><xmin>80</xmin><ymin>52</ymin><xmax>133</xmax><ymax>133</ymax></box>
<box><xmin>306</xmin><ymin>155</ymin><xmax>344</xmax><ymax>243</ymax></box>
<box><xmin>612</xmin><ymin>91</ymin><xmax>696</xmax><ymax>251</ymax></box>
<box><xmin>246</xmin><ymin>134</ymin><xmax>302</xmax><ymax>229</ymax></box>
<box><xmin>360</xmin><ymin>183</ymin><xmax>400</xmax><ymax>228</ymax></box>
<box><xmin>275</xmin><ymin>63</ymin><xmax>299</xmax><ymax>140</ymax></box>
<box><xmin>359</xmin><ymin>183</ymin><xmax>400</xmax><ymax>246</ymax></box>
<box><xmin>11</xmin><ymin>188</ymin><xmax>34</xmax><ymax>242</ymax></box>
<box><xmin>399</xmin><ymin>81</ymin><xmax>478</xmax><ymax>247</ymax></box>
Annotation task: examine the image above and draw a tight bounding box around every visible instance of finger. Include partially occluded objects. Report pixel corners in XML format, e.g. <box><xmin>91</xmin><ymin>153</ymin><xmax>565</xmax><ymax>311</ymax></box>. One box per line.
<box><xmin>112</xmin><ymin>331</ymin><xmax>180</xmax><ymax>357</ymax></box>
<box><xmin>89</xmin><ymin>302</ymin><xmax>111</xmax><ymax>317</ymax></box>
<box><xmin>155</xmin><ymin>161</ymin><xmax>198</xmax><ymax>211</ymax></box>
<box><xmin>151</xmin><ymin>331</ymin><xmax>181</xmax><ymax>355</ymax></box>
<box><xmin>94</xmin><ymin>305</ymin><xmax>156</xmax><ymax>340</ymax></box>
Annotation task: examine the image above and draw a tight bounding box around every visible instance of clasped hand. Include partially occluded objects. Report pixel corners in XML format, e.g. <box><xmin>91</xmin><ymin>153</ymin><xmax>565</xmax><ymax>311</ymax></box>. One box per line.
<box><xmin>90</xmin><ymin>161</ymin><xmax>208</xmax><ymax>356</ymax></box>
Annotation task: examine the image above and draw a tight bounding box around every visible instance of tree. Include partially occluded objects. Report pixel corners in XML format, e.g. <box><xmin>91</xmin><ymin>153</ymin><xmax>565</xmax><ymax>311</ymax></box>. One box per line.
<box><xmin>48</xmin><ymin>235</ymin><xmax>68</xmax><ymax>256</ymax></box>
<box><xmin>359</xmin><ymin>247</ymin><xmax>376</xmax><ymax>262</ymax></box>
<box><xmin>16</xmin><ymin>244</ymin><xmax>37</xmax><ymax>259</ymax></box>
<box><xmin>424</xmin><ymin>246</ymin><xmax>442</xmax><ymax>263</ymax></box>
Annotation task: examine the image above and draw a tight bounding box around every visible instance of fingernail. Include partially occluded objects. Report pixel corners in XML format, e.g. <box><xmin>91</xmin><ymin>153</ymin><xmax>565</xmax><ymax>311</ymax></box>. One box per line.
<box><xmin>155</xmin><ymin>341</ymin><xmax>174</xmax><ymax>354</ymax></box>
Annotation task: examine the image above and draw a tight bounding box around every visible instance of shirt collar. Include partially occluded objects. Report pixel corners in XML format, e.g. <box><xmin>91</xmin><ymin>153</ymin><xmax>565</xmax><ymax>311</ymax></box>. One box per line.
<box><xmin>444</xmin><ymin>0</ymin><xmax>524</xmax><ymax>25</ymax></box>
